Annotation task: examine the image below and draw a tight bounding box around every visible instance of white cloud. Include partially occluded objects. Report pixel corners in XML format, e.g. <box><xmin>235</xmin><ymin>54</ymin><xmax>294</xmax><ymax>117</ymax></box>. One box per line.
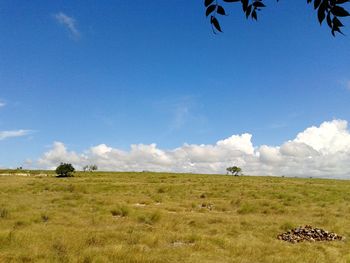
<box><xmin>36</xmin><ymin>120</ymin><xmax>350</xmax><ymax>178</ymax></box>
<box><xmin>0</xmin><ymin>130</ymin><xmax>32</xmax><ymax>140</ymax></box>
<box><xmin>54</xmin><ymin>12</ymin><xmax>80</xmax><ymax>39</ymax></box>
<box><xmin>0</xmin><ymin>101</ymin><xmax>6</xmax><ymax>108</ymax></box>
<box><xmin>38</xmin><ymin>142</ymin><xmax>84</xmax><ymax>169</ymax></box>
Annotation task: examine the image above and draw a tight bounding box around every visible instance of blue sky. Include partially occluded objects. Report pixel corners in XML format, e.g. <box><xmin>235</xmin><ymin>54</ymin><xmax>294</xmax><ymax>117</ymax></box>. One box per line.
<box><xmin>1</xmin><ymin>1</ymin><xmax>350</xmax><ymax>175</ymax></box>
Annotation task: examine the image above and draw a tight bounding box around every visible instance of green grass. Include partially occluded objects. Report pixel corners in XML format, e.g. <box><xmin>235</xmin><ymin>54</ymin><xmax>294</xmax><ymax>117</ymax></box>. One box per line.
<box><xmin>0</xmin><ymin>171</ymin><xmax>350</xmax><ymax>262</ymax></box>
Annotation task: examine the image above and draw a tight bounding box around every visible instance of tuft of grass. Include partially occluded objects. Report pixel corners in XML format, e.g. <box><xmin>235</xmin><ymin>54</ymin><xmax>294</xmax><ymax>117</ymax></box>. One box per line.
<box><xmin>85</xmin><ymin>234</ymin><xmax>105</xmax><ymax>247</ymax></box>
<box><xmin>111</xmin><ymin>205</ymin><xmax>130</xmax><ymax>217</ymax></box>
<box><xmin>0</xmin><ymin>207</ymin><xmax>9</xmax><ymax>219</ymax></box>
<box><xmin>157</xmin><ymin>187</ymin><xmax>166</xmax><ymax>193</ymax></box>
<box><xmin>137</xmin><ymin>211</ymin><xmax>161</xmax><ymax>225</ymax></box>
<box><xmin>237</xmin><ymin>202</ymin><xmax>257</xmax><ymax>214</ymax></box>
<box><xmin>52</xmin><ymin>240</ymin><xmax>68</xmax><ymax>261</ymax></box>
<box><xmin>14</xmin><ymin>221</ymin><xmax>26</xmax><ymax>228</ymax></box>
<box><xmin>41</xmin><ymin>213</ymin><xmax>49</xmax><ymax>222</ymax></box>
<box><xmin>280</xmin><ymin>222</ymin><xmax>295</xmax><ymax>231</ymax></box>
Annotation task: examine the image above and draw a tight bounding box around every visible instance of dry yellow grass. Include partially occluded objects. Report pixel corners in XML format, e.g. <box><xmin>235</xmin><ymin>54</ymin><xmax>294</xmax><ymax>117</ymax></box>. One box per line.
<box><xmin>0</xmin><ymin>171</ymin><xmax>350</xmax><ymax>262</ymax></box>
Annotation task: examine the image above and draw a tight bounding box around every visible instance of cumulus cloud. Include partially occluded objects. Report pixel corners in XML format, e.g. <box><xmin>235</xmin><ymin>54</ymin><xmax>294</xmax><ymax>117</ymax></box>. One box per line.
<box><xmin>36</xmin><ymin>120</ymin><xmax>350</xmax><ymax>178</ymax></box>
<box><xmin>38</xmin><ymin>142</ymin><xmax>84</xmax><ymax>169</ymax></box>
<box><xmin>54</xmin><ymin>12</ymin><xmax>80</xmax><ymax>38</ymax></box>
<box><xmin>0</xmin><ymin>130</ymin><xmax>32</xmax><ymax>140</ymax></box>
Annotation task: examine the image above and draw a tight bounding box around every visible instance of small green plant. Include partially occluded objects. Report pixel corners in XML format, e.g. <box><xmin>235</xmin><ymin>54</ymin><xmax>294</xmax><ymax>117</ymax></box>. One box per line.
<box><xmin>55</xmin><ymin>163</ymin><xmax>75</xmax><ymax>177</ymax></box>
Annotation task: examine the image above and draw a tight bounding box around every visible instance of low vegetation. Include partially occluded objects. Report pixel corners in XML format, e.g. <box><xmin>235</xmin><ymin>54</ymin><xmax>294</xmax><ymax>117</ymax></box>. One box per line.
<box><xmin>0</xmin><ymin>171</ymin><xmax>350</xmax><ymax>262</ymax></box>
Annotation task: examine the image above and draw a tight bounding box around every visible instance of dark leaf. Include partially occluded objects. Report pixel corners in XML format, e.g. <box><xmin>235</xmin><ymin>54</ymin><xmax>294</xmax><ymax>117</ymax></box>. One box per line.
<box><xmin>206</xmin><ymin>4</ymin><xmax>216</xmax><ymax>17</ymax></box>
<box><xmin>332</xmin><ymin>26</ymin><xmax>343</xmax><ymax>35</ymax></box>
<box><xmin>211</xmin><ymin>16</ymin><xmax>222</xmax><ymax>32</ymax></box>
<box><xmin>217</xmin><ymin>5</ymin><xmax>227</xmax><ymax>15</ymax></box>
<box><xmin>253</xmin><ymin>1</ymin><xmax>266</xmax><ymax>8</ymax></box>
<box><xmin>331</xmin><ymin>6</ymin><xmax>350</xmax><ymax>17</ymax></box>
<box><xmin>326</xmin><ymin>12</ymin><xmax>332</xmax><ymax>28</ymax></box>
<box><xmin>246</xmin><ymin>5</ymin><xmax>252</xmax><ymax>18</ymax></box>
<box><xmin>314</xmin><ymin>0</ymin><xmax>321</xmax><ymax>9</ymax></box>
<box><xmin>204</xmin><ymin>0</ymin><xmax>214</xmax><ymax>7</ymax></box>
<box><xmin>242</xmin><ymin>0</ymin><xmax>249</xmax><ymax>12</ymax></box>
<box><xmin>333</xmin><ymin>16</ymin><xmax>344</xmax><ymax>27</ymax></box>
<box><xmin>318</xmin><ymin>3</ymin><xmax>327</xmax><ymax>24</ymax></box>
<box><xmin>336</xmin><ymin>0</ymin><xmax>349</xmax><ymax>4</ymax></box>
<box><xmin>252</xmin><ymin>10</ymin><xmax>258</xmax><ymax>20</ymax></box>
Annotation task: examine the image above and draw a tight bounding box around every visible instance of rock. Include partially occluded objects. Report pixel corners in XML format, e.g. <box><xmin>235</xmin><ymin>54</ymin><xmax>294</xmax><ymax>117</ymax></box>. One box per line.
<box><xmin>277</xmin><ymin>225</ymin><xmax>343</xmax><ymax>243</ymax></box>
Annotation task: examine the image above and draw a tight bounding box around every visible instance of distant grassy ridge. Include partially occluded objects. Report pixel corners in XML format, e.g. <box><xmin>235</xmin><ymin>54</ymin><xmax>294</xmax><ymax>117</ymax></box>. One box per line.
<box><xmin>0</xmin><ymin>171</ymin><xmax>349</xmax><ymax>262</ymax></box>
<box><xmin>0</xmin><ymin>169</ymin><xmax>55</xmax><ymax>175</ymax></box>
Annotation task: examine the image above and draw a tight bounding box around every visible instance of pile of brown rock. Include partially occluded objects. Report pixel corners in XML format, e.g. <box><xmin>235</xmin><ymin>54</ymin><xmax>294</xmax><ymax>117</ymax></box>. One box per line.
<box><xmin>277</xmin><ymin>225</ymin><xmax>343</xmax><ymax>243</ymax></box>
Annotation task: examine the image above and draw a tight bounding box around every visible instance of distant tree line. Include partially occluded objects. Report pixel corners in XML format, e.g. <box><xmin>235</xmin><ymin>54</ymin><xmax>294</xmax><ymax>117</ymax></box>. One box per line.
<box><xmin>55</xmin><ymin>163</ymin><xmax>98</xmax><ymax>177</ymax></box>
<box><xmin>83</xmin><ymin>164</ymin><xmax>98</xmax><ymax>172</ymax></box>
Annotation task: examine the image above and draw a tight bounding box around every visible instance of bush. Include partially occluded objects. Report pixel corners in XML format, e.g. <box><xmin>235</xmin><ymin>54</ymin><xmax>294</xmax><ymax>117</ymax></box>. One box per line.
<box><xmin>55</xmin><ymin>163</ymin><xmax>75</xmax><ymax>177</ymax></box>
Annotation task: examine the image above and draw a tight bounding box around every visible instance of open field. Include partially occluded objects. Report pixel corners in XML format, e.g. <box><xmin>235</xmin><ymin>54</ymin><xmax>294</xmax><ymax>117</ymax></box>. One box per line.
<box><xmin>0</xmin><ymin>171</ymin><xmax>350</xmax><ymax>262</ymax></box>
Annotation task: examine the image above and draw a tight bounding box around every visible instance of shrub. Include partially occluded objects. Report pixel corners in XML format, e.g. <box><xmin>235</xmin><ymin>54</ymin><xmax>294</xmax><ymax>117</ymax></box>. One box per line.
<box><xmin>55</xmin><ymin>163</ymin><xmax>75</xmax><ymax>177</ymax></box>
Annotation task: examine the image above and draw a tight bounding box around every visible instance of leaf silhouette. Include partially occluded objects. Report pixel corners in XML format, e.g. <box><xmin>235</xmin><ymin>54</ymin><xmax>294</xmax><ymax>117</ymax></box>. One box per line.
<box><xmin>211</xmin><ymin>16</ymin><xmax>222</xmax><ymax>32</ymax></box>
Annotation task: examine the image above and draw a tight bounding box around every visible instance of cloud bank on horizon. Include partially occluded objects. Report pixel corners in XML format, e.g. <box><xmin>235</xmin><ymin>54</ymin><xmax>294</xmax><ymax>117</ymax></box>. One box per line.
<box><xmin>37</xmin><ymin>120</ymin><xmax>350</xmax><ymax>178</ymax></box>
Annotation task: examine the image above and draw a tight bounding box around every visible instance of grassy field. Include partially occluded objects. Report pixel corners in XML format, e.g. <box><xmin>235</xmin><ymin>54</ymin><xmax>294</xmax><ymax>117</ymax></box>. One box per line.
<box><xmin>0</xmin><ymin>171</ymin><xmax>350</xmax><ymax>262</ymax></box>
